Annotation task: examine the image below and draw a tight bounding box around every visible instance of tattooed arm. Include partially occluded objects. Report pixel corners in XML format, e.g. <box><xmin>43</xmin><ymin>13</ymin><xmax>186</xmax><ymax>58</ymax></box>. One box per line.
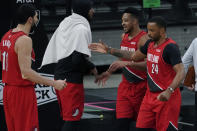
<box><xmin>89</xmin><ymin>34</ymin><xmax>149</xmax><ymax>61</ymax></box>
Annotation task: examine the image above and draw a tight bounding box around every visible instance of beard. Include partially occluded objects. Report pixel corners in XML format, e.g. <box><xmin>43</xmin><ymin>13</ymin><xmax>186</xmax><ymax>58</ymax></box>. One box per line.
<box><xmin>150</xmin><ymin>35</ymin><xmax>160</xmax><ymax>42</ymax></box>
<box><xmin>152</xmin><ymin>37</ymin><xmax>159</xmax><ymax>42</ymax></box>
<box><xmin>151</xmin><ymin>38</ymin><xmax>159</xmax><ymax>42</ymax></box>
<box><xmin>86</xmin><ymin>13</ymin><xmax>93</xmax><ymax>23</ymax></box>
<box><xmin>124</xmin><ymin>29</ymin><xmax>130</xmax><ymax>34</ymax></box>
<box><xmin>29</xmin><ymin>19</ymin><xmax>39</xmax><ymax>35</ymax></box>
<box><xmin>29</xmin><ymin>23</ymin><xmax>37</xmax><ymax>35</ymax></box>
<box><xmin>124</xmin><ymin>26</ymin><xmax>133</xmax><ymax>34</ymax></box>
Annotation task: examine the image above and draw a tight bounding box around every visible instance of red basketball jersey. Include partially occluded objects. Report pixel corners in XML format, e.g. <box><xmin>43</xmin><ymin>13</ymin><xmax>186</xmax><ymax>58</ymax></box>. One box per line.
<box><xmin>120</xmin><ymin>31</ymin><xmax>147</xmax><ymax>83</ymax></box>
<box><xmin>0</xmin><ymin>30</ymin><xmax>35</xmax><ymax>86</ymax></box>
<box><xmin>146</xmin><ymin>38</ymin><xmax>176</xmax><ymax>92</ymax></box>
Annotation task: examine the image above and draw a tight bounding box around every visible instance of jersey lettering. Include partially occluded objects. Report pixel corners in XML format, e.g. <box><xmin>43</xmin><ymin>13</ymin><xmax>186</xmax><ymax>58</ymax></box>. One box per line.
<box><xmin>151</xmin><ymin>63</ymin><xmax>158</xmax><ymax>74</ymax></box>
<box><xmin>2</xmin><ymin>51</ymin><xmax>8</xmax><ymax>71</ymax></box>
<box><xmin>2</xmin><ymin>40</ymin><xmax>11</xmax><ymax>49</ymax></box>
<box><xmin>147</xmin><ymin>53</ymin><xmax>159</xmax><ymax>63</ymax></box>
<box><xmin>121</xmin><ymin>46</ymin><xmax>135</xmax><ymax>52</ymax></box>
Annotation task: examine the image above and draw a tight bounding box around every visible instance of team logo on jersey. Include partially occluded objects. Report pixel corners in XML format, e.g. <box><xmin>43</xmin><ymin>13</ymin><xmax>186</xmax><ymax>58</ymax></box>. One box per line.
<box><xmin>32</xmin><ymin>127</ymin><xmax>37</xmax><ymax>131</ymax></box>
<box><xmin>8</xmin><ymin>35</ymin><xmax>11</xmax><ymax>39</ymax></box>
<box><xmin>130</xmin><ymin>42</ymin><xmax>136</xmax><ymax>45</ymax></box>
<box><xmin>72</xmin><ymin>109</ymin><xmax>79</xmax><ymax>117</ymax></box>
<box><xmin>156</xmin><ymin>49</ymin><xmax>161</xmax><ymax>52</ymax></box>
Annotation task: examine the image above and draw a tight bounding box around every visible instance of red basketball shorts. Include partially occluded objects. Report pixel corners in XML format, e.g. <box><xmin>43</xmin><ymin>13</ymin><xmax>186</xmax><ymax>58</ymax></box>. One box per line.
<box><xmin>136</xmin><ymin>88</ymin><xmax>181</xmax><ymax>131</ymax></box>
<box><xmin>3</xmin><ymin>85</ymin><xmax>39</xmax><ymax>131</ymax></box>
<box><xmin>116</xmin><ymin>80</ymin><xmax>147</xmax><ymax>120</ymax></box>
<box><xmin>55</xmin><ymin>82</ymin><xmax>84</xmax><ymax>121</ymax></box>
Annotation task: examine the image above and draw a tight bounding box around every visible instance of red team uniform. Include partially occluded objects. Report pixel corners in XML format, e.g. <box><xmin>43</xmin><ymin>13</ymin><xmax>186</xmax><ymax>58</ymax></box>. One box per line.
<box><xmin>0</xmin><ymin>30</ymin><xmax>39</xmax><ymax>131</ymax></box>
<box><xmin>117</xmin><ymin>31</ymin><xmax>147</xmax><ymax>120</ymax></box>
<box><xmin>54</xmin><ymin>51</ymin><xmax>95</xmax><ymax>121</ymax></box>
<box><xmin>55</xmin><ymin>82</ymin><xmax>84</xmax><ymax>121</ymax></box>
<box><xmin>136</xmin><ymin>38</ymin><xmax>181</xmax><ymax>131</ymax></box>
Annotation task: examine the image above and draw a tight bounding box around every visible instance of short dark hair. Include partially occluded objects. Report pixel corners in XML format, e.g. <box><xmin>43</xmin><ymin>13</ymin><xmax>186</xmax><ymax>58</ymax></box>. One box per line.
<box><xmin>72</xmin><ymin>0</ymin><xmax>92</xmax><ymax>19</ymax></box>
<box><xmin>16</xmin><ymin>4</ymin><xmax>36</xmax><ymax>25</ymax></box>
<box><xmin>123</xmin><ymin>7</ymin><xmax>140</xmax><ymax>20</ymax></box>
<box><xmin>148</xmin><ymin>16</ymin><xmax>167</xmax><ymax>31</ymax></box>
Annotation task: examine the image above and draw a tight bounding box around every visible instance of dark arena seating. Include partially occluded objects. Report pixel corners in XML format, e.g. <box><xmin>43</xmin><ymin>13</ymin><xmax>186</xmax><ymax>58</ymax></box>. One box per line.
<box><xmin>0</xmin><ymin>0</ymin><xmax>197</xmax><ymax>131</ymax></box>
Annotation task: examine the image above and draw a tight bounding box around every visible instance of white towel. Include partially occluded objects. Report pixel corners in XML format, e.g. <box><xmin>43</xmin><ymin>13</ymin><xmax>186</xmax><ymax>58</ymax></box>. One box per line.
<box><xmin>41</xmin><ymin>13</ymin><xmax>92</xmax><ymax>67</ymax></box>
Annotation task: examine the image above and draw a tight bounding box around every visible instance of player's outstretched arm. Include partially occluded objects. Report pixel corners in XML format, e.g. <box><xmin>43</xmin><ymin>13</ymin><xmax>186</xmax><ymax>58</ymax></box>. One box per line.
<box><xmin>95</xmin><ymin>71</ymin><xmax>111</xmax><ymax>87</ymax></box>
<box><xmin>89</xmin><ymin>41</ymin><xmax>146</xmax><ymax>62</ymax></box>
<box><xmin>15</xmin><ymin>36</ymin><xmax>66</xmax><ymax>90</ymax></box>
<box><xmin>108</xmin><ymin>60</ymin><xmax>147</xmax><ymax>73</ymax></box>
<box><xmin>89</xmin><ymin>41</ymin><xmax>134</xmax><ymax>60</ymax></box>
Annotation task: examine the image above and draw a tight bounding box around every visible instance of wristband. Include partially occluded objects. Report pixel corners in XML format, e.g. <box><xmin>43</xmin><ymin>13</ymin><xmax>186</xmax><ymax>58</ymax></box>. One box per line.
<box><xmin>107</xmin><ymin>47</ymin><xmax>112</xmax><ymax>54</ymax></box>
<box><xmin>168</xmin><ymin>87</ymin><xmax>174</xmax><ymax>93</ymax></box>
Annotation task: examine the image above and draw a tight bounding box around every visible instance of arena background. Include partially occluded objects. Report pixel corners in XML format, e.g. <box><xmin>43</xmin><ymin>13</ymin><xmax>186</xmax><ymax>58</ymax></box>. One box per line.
<box><xmin>0</xmin><ymin>0</ymin><xmax>197</xmax><ymax>131</ymax></box>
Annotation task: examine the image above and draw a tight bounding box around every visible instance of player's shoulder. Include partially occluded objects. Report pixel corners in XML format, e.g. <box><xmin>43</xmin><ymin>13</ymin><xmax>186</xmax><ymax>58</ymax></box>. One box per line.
<box><xmin>75</xmin><ymin>24</ymin><xmax>88</xmax><ymax>31</ymax></box>
<box><xmin>74</xmin><ymin>24</ymin><xmax>90</xmax><ymax>35</ymax></box>
<box><xmin>15</xmin><ymin>35</ymin><xmax>32</xmax><ymax>47</ymax></box>
<box><xmin>164</xmin><ymin>43</ymin><xmax>180</xmax><ymax>54</ymax></box>
<box><xmin>165</xmin><ymin>43</ymin><xmax>178</xmax><ymax>49</ymax></box>
<box><xmin>121</xmin><ymin>33</ymin><xmax>125</xmax><ymax>40</ymax></box>
<box><xmin>17</xmin><ymin>35</ymin><xmax>31</xmax><ymax>42</ymax></box>
<box><xmin>140</xmin><ymin>33</ymin><xmax>149</xmax><ymax>41</ymax></box>
<box><xmin>138</xmin><ymin>34</ymin><xmax>150</xmax><ymax>47</ymax></box>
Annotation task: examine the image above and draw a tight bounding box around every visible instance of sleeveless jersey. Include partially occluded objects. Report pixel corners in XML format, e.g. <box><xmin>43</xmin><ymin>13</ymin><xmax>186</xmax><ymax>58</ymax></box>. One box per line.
<box><xmin>0</xmin><ymin>30</ymin><xmax>35</xmax><ymax>86</ymax></box>
<box><xmin>120</xmin><ymin>31</ymin><xmax>147</xmax><ymax>83</ymax></box>
<box><xmin>146</xmin><ymin>38</ymin><xmax>176</xmax><ymax>92</ymax></box>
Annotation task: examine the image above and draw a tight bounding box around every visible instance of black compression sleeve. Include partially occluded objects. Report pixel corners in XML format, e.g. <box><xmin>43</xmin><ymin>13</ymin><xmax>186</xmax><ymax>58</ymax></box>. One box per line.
<box><xmin>85</xmin><ymin>58</ymin><xmax>95</xmax><ymax>71</ymax></box>
<box><xmin>72</xmin><ymin>51</ymin><xmax>84</xmax><ymax>66</ymax></box>
<box><xmin>162</xmin><ymin>43</ymin><xmax>182</xmax><ymax>66</ymax></box>
<box><xmin>72</xmin><ymin>51</ymin><xmax>95</xmax><ymax>73</ymax></box>
<box><xmin>140</xmin><ymin>39</ymin><xmax>152</xmax><ymax>55</ymax></box>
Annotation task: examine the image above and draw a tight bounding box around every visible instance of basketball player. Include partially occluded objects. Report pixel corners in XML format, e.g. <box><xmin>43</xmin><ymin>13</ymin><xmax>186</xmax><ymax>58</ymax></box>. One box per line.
<box><xmin>41</xmin><ymin>0</ymin><xmax>98</xmax><ymax>131</ymax></box>
<box><xmin>0</xmin><ymin>4</ymin><xmax>66</xmax><ymax>131</ymax></box>
<box><xmin>89</xmin><ymin>16</ymin><xmax>185</xmax><ymax>131</ymax></box>
<box><xmin>94</xmin><ymin>7</ymin><xmax>149</xmax><ymax>131</ymax></box>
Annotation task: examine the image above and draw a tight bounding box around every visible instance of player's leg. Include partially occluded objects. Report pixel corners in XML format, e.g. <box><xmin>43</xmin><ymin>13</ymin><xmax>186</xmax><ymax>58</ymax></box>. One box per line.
<box><xmin>116</xmin><ymin>81</ymin><xmax>135</xmax><ymax>131</ymax></box>
<box><xmin>4</xmin><ymin>85</ymin><xmax>39</xmax><ymax>131</ymax></box>
<box><xmin>3</xmin><ymin>86</ymin><xmax>15</xmax><ymax>131</ymax></box>
<box><xmin>14</xmin><ymin>86</ymin><xmax>39</xmax><ymax>131</ymax></box>
<box><xmin>116</xmin><ymin>118</ymin><xmax>132</xmax><ymax>131</ymax></box>
<box><xmin>61</xmin><ymin>121</ymin><xmax>80</xmax><ymax>131</ymax></box>
<box><xmin>136</xmin><ymin>90</ymin><xmax>156</xmax><ymax>130</ymax></box>
<box><xmin>58</xmin><ymin>83</ymin><xmax>84</xmax><ymax>131</ymax></box>
<box><xmin>137</xmin><ymin>128</ymin><xmax>156</xmax><ymax>131</ymax></box>
<box><xmin>130</xmin><ymin>81</ymin><xmax>147</xmax><ymax>120</ymax></box>
<box><xmin>156</xmin><ymin>89</ymin><xmax>181</xmax><ymax>131</ymax></box>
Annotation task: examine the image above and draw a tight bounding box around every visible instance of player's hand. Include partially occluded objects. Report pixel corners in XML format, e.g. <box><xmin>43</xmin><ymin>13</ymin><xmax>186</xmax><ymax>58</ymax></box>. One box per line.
<box><xmin>187</xmin><ymin>84</ymin><xmax>195</xmax><ymax>91</ymax></box>
<box><xmin>157</xmin><ymin>89</ymin><xmax>172</xmax><ymax>101</ymax></box>
<box><xmin>95</xmin><ymin>71</ymin><xmax>111</xmax><ymax>87</ymax></box>
<box><xmin>108</xmin><ymin>60</ymin><xmax>129</xmax><ymax>72</ymax></box>
<box><xmin>88</xmin><ymin>40</ymin><xmax>108</xmax><ymax>54</ymax></box>
<box><xmin>53</xmin><ymin>80</ymin><xmax>66</xmax><ymax>90</ymax></box>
